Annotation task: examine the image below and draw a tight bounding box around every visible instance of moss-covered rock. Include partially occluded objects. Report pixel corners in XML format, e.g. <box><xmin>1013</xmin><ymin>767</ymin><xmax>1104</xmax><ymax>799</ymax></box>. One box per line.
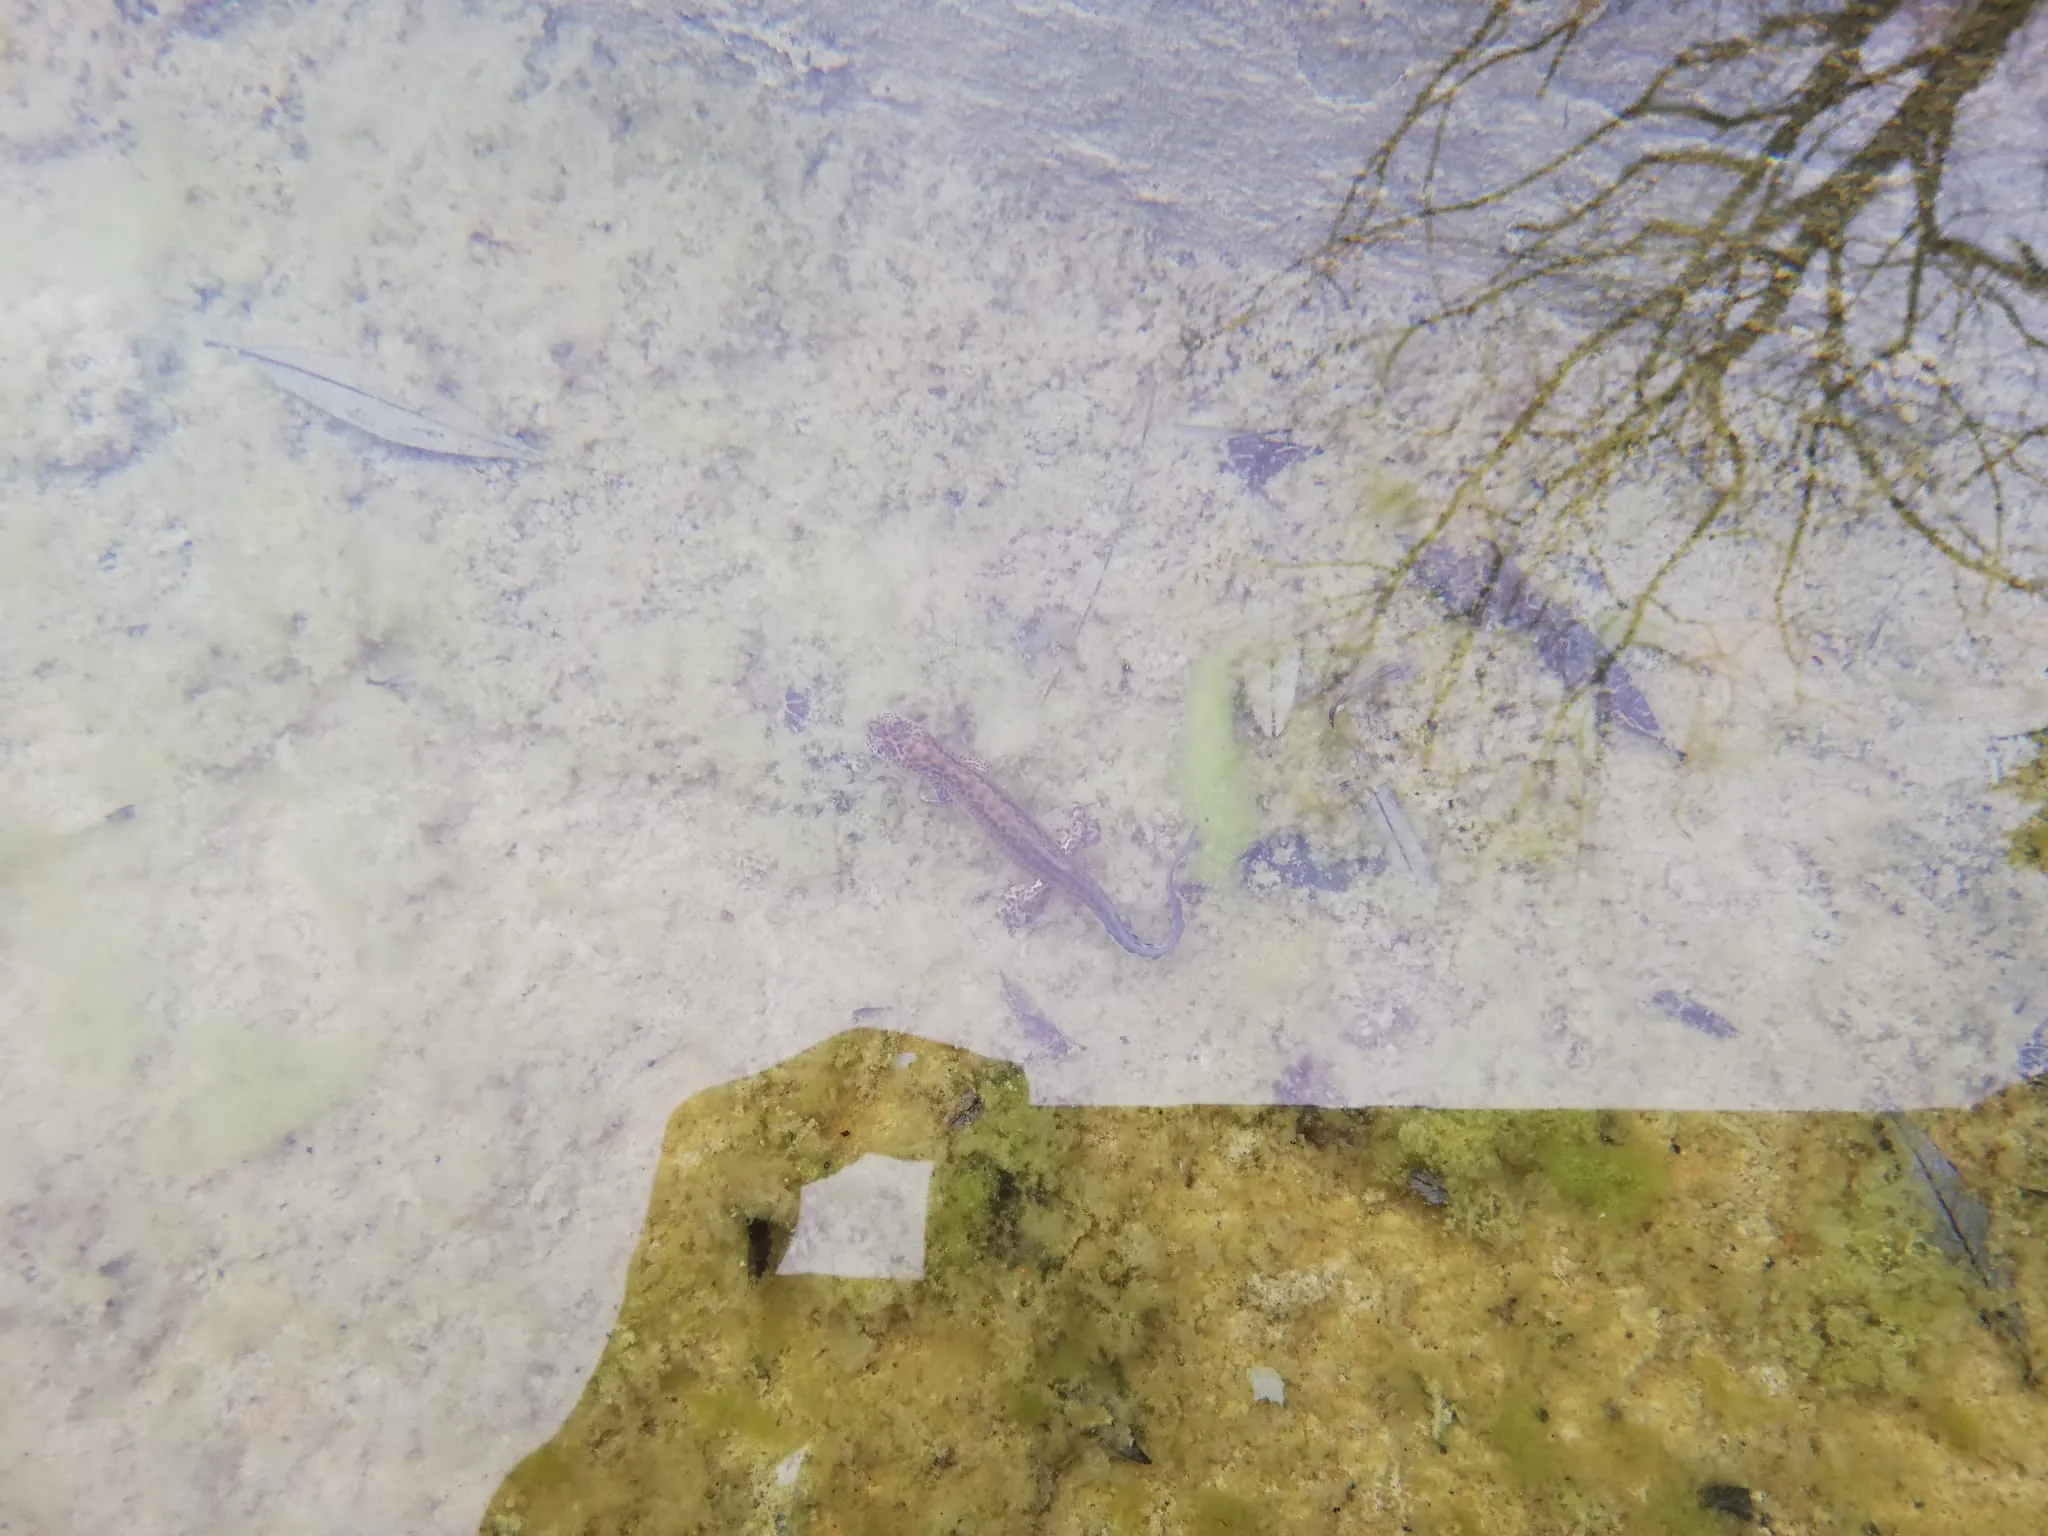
<box><xmin>481</xmin><ymin>1031</ymin><xmax>2048</xmax><ymax>1535</ymax></box>
<box><xmin>2003</xmin><ymin>726</ymin><xmax>2048</xmax><ymax>874</ymax></box>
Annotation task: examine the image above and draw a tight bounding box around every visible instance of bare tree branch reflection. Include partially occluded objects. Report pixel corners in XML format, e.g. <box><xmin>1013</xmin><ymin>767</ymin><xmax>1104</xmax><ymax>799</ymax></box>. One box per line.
<box><xmin>1313</xmin><ymin>0</ymin><xmax>2045</xmax><ymax>666</ymax></box>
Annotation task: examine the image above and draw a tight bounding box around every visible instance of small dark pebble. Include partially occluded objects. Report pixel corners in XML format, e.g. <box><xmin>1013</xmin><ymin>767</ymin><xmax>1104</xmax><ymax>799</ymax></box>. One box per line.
<box><xmin>1223</xmin><ymin>431</ymin><xmax>1322</xmax><ymax>494</ymax></box>
<box><xmin>1406</xmin><ymin>1167</ymin><xmax>1449</xmax><ymax>1207</ymax></box>
<box><xmin>782</xmin><ymin>687</ymin><xmax>810</xmax><ymax>732</ymax></box>
<box><xmin>1696</xmin><ymin>1483</ymin><xmax>1754</xmax><ymax>1521</ymax></box>
<box><xmin>745</xmin><ymin>1217</ymin><xmax>775</xmax><ymax>1280</ymax></box>
<box><xmin>1239</xmin><ymin>830</ymin><xmax>1382</xmax><ymax>893</ymax></box>
<box><xmin>1651</xmin><ymin>989</ymin><xmax>1737</xmax><ymax>1039</ymax></box>
<box><xmin>105</xmin><ymin>804</ymin><xmax>137</xmax><ymax>824</ymax></box>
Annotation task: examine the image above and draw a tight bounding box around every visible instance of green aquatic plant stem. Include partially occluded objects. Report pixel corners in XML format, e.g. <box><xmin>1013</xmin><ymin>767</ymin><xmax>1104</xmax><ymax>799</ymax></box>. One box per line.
<box><xmin>1180</xmin><ymin>648</ymin><xmax>1258</xmax><ymax>886</ymax></box>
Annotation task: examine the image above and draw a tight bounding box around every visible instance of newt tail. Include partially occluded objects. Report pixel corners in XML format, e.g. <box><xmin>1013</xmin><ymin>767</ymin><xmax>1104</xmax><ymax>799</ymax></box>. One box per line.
<box><xmin>867</xmin><ymin>714</ymin><xmax>1195</xmax><ymax>958</ymax></box>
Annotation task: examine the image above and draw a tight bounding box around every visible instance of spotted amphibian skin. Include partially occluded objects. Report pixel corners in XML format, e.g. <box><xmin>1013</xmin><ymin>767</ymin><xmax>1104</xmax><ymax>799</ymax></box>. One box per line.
<box><xmin>866</xmin><ymin>714</ymin><xmax>1193</xmax><ymax>958</ymax></box>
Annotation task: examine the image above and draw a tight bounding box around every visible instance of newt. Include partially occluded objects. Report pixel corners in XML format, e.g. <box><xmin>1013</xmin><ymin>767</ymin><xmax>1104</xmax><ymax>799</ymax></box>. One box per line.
<box><xmin>867</xmin><ymin>714</ymin><xmax>1195</xmax><ymax>958</ymax></box>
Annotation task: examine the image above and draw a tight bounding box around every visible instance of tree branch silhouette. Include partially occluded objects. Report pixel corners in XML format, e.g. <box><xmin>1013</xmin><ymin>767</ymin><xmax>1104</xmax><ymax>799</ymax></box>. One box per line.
<box><xmin>1317</xmin><ymin>0</ymin><xmax>2045</xmax><ymax>662</ymax></box>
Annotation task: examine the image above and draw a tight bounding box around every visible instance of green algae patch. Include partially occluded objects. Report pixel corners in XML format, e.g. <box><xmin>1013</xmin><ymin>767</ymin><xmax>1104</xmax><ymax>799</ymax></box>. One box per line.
<box><xmin>1389</xmin><ymin>1108</ymin><xmax>1667</xmax><ymax>1240</ymax></box>
<box><xmin>1188</xmin><ymin>1489</ymin><xmax>1263</xmax><ymax>1534</ymax></box>
<box><xmin>481</xmin><ymin>1039</ymin><xmax>2048</xmax><ymax>1536</ymax></box>
<box><xmin>1526</xmin><ymin>1111</ymin><xmax>1668</xmax><ymax>1222</ymax></box>
<box><xmin>2002</xmin><ymin>725</ymin><xmax>2048</xmax><ymax>874</ymax></box>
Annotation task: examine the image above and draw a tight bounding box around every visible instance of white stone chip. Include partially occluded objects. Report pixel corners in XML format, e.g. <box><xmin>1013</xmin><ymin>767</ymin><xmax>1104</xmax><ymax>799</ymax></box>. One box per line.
<box><xmin>772</xmin><ymin>1446</ymin><xmax>808</xmax><ymax>1488</ymax></box>
<box><xmin>776</xmin><ymin>1154</ymin><xmax>934</xmax><ymax>1280</ymax></box>
<box><xmin>1249</xmin><ymin>1366</ymin><xmax>1286</xmax><ymax>1404</ymax></box>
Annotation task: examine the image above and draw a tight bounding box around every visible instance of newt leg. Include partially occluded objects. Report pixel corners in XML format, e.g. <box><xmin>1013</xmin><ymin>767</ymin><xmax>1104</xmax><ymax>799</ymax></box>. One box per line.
<box><xmin>999</xmin><ymin>878</ymin><xmax>1050</xmax><ymax>932</ymax></box>
<box><xmin>1057</xmin><ymin>805</ymin><xmax>1101</xmax><ymax>854</ymax></box>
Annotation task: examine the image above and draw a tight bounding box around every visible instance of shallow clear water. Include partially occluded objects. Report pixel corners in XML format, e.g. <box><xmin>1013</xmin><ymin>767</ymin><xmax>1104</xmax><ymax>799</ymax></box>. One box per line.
<box><xmin>2</xmin><ymin>2</ymin><xmax>2044</xmax><ymax>1531</ymax></box>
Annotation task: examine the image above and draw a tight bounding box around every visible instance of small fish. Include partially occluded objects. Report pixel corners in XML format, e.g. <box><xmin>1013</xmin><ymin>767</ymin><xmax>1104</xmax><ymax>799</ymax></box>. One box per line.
<box><xmin>1650</xmin><ymin>989</ymin><xmax>1737</xmax><ymax>1039</ymax></box>
<box><xmin>868</xmin><ymin>715</ymin><xmax>1195</xmax><ymax>958</ymax></box>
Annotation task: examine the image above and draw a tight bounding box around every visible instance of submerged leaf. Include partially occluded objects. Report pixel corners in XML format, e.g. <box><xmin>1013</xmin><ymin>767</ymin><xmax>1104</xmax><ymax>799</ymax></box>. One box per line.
<box><xmin>1245</xmin><ymin>645</ymin><xmax>1301</xmax><ymax>738</ymax></box>
<box><xmin>213</xmin><ymin>342</ymin><xmax>543</xmax><ymax>462</ymax></box>
<box><xmin>1649</xmin><ymin>989</ymin><xmax>1736</xmax><ymax>1040</ymax></box>
<box><xmin>1411</xmin><ymin>540</ymin><xmax>1672</xmax><ymax>750</ymax></box>
<box><xmin>999</xmin><ymin>973</ymin><xmax>1077</xmax><ymax>1061</ymax></box>
<box><xmin>1367</xmin><ymin>783</ymin><xmax>1434</xmax><ymax>885</ymax></box>
<box><xmin>1882</xmin><ymin>1114</ymin><xmax>2002</xmax><ymax>1290</ymax></box>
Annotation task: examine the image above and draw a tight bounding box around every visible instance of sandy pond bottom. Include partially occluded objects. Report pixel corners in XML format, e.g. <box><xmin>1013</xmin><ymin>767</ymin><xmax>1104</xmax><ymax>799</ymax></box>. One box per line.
<box><xmin>3</xmin><ymin>3</ymin><xmax>2045</xmax><ymax>1534</ymax></box>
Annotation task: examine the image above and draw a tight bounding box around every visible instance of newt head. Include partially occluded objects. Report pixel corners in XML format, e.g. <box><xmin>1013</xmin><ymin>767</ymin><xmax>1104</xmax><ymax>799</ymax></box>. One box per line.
<box><xmin>867</xmin><ymin>714</ymin><xmax>941</xmax><ymax>769</ymax></box>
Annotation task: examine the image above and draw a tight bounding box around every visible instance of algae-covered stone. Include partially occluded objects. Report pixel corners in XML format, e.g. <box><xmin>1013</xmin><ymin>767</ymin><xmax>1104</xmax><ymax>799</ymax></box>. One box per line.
<box><xmin>2002</xmin><ymin>726</ymin><xmax>2048</xmax><ymax>875</ymax></box>
<box><xmin>481</xmin><ymin>1032</ymin><xmax>2048</xmax><ymax>1535</ymax></box>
